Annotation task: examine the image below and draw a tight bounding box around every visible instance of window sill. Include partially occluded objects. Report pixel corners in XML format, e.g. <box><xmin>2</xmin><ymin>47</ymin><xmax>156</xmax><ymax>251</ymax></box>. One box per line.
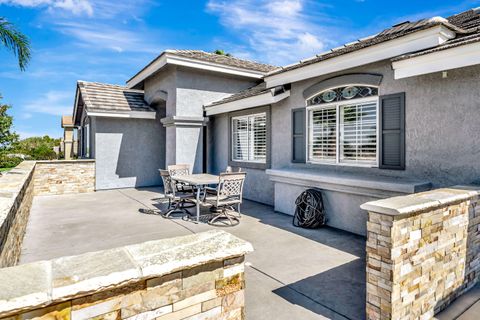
<box><xmin>266</xmin><ymin>167</ymin><xmax>431</xmax><ymax>197</ymax></box>
<box><xmin>228</xmin><ymin>160</ymin><xmax>269</xmax><ymax>170</ymax></box>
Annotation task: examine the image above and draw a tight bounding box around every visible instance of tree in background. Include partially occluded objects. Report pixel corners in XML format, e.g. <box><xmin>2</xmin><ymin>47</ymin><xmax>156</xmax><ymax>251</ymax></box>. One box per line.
<box><xmin>13</xmin><ymin>136</ymin><xmax>60</xmax><ymax>160</ymax></box>
<box><xmin>0</xmin><ymin>95</ymin><xmax>19</xmax><ymax>150</ymax></box>
<box><xmin>0</xmin><ymin>17</ymin><xmax>31</xmax><ymax>71</ymax></box>
<box><xmin>213</xmin><ymin>49</ymin><xmax>232</xmax><ymax>57</ymax></box>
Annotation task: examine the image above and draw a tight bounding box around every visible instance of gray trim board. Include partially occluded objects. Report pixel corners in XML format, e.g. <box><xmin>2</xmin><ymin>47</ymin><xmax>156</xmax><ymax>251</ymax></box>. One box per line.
<box><xmin>228</xmin><ymin>105</ymin><xmax>271</xmax><ymax>170</ymax></box>
<box><xmin>302</xmin><ymin>73</ymin><xmax>383</xmax><ymax>99</ymax></box>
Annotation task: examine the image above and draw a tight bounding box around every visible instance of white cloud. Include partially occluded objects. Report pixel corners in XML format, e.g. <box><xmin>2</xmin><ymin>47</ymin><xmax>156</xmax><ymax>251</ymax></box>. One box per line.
<box><xmin>55</xmin><ymin>22</ymin><xmax>161</xmax><ymax>53</ymax></box>
<box><xmin>23</xmin><ymin>90</ymin><xmax>72</xmax><ymax>116</ymax></box>
<box><xmin>0</xmin><ymin>0</ymin><xmax>93</xmax><ymax>16</ymax></box>
<box><xmin>206</xmin><ymin>0</ymin><xmax>336</xmax><ymax>65</ymax></box>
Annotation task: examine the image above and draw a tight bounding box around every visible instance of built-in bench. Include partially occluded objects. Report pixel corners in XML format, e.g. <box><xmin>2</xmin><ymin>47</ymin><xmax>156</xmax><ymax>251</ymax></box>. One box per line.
<box><xmin>266</xmin><ymin>167</ymin><xmax>431</xmax><ymax>236</ymax></box>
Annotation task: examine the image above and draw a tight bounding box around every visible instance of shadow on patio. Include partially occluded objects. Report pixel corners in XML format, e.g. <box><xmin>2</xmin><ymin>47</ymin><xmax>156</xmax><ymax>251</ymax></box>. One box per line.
<box><xmin>20</xmin><ymin>187</ymin><xmax>366</xmax><ymax>320</ymax></box>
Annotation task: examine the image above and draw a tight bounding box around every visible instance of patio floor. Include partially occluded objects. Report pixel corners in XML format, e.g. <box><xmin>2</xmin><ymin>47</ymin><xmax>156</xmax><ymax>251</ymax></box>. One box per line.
<box><xmin>20</xmin><ymin>187</ymin><xmax>366</xmax><ymax>320</ymax></box>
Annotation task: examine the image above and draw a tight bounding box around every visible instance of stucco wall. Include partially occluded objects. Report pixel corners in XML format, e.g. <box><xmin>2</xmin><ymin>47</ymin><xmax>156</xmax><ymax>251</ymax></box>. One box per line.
<box><xmin>209</xmin><ymin>114</ymin><xmax>274</xmax><ymax>205</ymax></box>
<box><xmin>144</xmin><ymin>66</ymin><xmax>258</xmax><ymax>173</ymax></box>
<box><xmin>272</xmin><ymin>61</ymin><xmax>480</xmax><ymax>188</ymax></box>
<box><xmin>94</xmin><ymin>115</ymin><xmax>165</xmax><ymax>190</ymax></box>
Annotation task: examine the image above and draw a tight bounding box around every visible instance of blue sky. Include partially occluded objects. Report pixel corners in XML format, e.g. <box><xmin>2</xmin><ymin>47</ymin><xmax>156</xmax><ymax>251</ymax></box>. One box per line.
<box><xmin>0</xmin><ymin>0</ymin><xmax>479</xmax><ymax>139</ymax></box>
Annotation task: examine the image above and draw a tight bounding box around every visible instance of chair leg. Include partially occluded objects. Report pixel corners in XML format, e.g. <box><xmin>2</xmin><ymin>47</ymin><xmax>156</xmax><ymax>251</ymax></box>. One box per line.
<box><xmin>208</xmin><ymin>207</ymin><xmax>239</xmax><ymax>226</ymax></box>
<box><xmin>237</xmin><ymin>203</ymin><xmax>241</xmax><ymax>218</ymax></box>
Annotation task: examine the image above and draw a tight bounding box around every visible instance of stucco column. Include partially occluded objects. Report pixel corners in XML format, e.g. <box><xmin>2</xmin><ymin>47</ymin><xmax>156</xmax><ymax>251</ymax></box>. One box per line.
<box><xmin>61</xmin><ymin>116</ymin><xmax>75</xmax><ymax>160</ymax></box>
<box><xmin>161</xmin><ymin>116</ymin><xmax>208</xmax><ymax>173</ymax></box>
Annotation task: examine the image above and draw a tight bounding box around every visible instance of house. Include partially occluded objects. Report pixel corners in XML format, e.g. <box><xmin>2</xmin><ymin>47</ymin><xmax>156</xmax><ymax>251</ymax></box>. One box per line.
<box><xmin>69</xmin><ymin>8</ymin><xmax>480</xmax><ymax>235</ymax></box>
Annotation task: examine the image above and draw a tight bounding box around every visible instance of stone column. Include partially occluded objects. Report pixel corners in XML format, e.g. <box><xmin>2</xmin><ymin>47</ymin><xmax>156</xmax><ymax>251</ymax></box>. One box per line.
<box><xmin>161</xmin><ymin>116</ymin><xmax>208</xmax><ymax>173</ymax></box>
<box><xmin>361</xmin><ymin>187</ymin><xmax>480</xmax><ymax>320</ymax></box>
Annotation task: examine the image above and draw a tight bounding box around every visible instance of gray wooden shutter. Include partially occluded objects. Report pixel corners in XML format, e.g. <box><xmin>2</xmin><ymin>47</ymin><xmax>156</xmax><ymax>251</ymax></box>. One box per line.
<box><xmin>292</xmin><ymin>108</ymin><xmax>306</xmax><ymax>163</ymax></box>
<box><xmin>379</xmin><ymin>93</ymin><xmax>405</xmax><ymax>170</ymax></box>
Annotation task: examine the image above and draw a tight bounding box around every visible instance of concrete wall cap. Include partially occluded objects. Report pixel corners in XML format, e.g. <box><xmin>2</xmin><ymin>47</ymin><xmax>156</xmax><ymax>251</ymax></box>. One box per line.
<box><xmin>0</xmin><ymin>230</ymin><xmax>253</xmax><ymax>318</ymax></box>
<box><xmin>360</xmin><ymin>186</ymin><xmax>480</xmax><ymax>216</ymax></box>
<box><xmin>266</xmin><ymin>168</ymin><xmax>431</xmax><ymax>194</ymax></box>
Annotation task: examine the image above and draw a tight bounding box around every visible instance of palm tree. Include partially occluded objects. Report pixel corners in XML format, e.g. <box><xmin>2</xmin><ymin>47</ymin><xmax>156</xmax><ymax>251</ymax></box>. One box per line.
<box><xmin>0</xmin><ymin>17</ymin><xmax>31</xmax><ymax>71</ymax></box>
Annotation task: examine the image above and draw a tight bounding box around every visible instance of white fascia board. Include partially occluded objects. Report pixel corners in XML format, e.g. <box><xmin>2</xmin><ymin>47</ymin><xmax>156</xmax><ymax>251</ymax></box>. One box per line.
<box><xmin>205</xmin><ymin>90</ymin><xmax>290</xmax><ymax>116</ymax></box>
<box><xmin>127</xmin><ymin>53</ymin><xmax>265</xmax><ymax>88</ymax></box>
<box><xmin>127</xmin><ymin>54</ymin><xmax>168</xmax><ymax>88</ymax></box>
<box><xmin>86</xmin><ymin>110</ymin><xmax>157</xmax><ymax>119</ymax></box>
<box><xmin>392</xmin><ymin>41</ymin><xmax>480</xmax><ymax>79</ymax></box>
<box><xmin>265</xmin><ymin>25</ymin><xmax>456</xmax><ymax>87</ymax></box>
<box><xmin>72</xmin><ymin>88</ymin><xmax>80</xmax><ymax>125</ymax></box>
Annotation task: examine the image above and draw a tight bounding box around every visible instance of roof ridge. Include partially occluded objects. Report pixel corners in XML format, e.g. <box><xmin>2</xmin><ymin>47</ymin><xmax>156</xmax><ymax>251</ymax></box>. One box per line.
<box><xmin>167</xmin><ymin>49</ymin><xmax>277</xmax><ymax>68</ymax></box>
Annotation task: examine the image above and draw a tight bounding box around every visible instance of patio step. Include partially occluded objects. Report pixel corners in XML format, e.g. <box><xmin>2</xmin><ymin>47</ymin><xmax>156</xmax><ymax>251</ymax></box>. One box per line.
<box><xmin>435</xmin><ymin>284</ymin><xmax>480</xmax><ymax>320</ymax></box>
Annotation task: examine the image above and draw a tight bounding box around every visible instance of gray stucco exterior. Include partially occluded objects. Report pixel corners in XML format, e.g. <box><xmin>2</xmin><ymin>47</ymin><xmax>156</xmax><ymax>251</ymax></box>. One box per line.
<box><xmin>93</xmin><ymin>115</ymin><xmax>165</xmax><ymax>190</ymax></box>
<box><xmin>208</xmin><ymin>60</ymin><xmax>480</xmax><ymax>235</ymax></box>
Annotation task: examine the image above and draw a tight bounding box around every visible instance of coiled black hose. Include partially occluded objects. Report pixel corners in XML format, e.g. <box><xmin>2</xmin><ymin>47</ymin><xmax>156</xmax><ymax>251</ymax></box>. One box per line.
<box><xmin>293</xmin><ymin>188</ymin><xmax>327</xmax><ymax>229</ymax></box>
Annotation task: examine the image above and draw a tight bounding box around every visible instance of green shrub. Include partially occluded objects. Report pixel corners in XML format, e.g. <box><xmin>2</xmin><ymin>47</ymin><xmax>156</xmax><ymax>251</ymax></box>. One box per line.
<box><xmin>0</xmin><ymin>154</ymin><xmax>23</xmax><ymax>168</ymax></box>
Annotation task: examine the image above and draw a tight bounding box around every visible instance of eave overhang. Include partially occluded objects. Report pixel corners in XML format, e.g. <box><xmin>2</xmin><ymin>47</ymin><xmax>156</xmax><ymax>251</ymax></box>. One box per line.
<box><xmin>392</xmin><ymin>40</ymin><xmax>480</xmax><ymax>79</ymax></box>
<box><xmin>127</xmin><ymin>53</ymin><xmax>266</xmax><ymax>89</ymax></box>
<box><xmin>205</xmin><ymin>89</ymin><xmax>290</xmax><ymax>116</ymax></box>
<box><xmin>264</xmin><ymin>25</ymin><xmax>456</xmax><ymax>87</ymax></box>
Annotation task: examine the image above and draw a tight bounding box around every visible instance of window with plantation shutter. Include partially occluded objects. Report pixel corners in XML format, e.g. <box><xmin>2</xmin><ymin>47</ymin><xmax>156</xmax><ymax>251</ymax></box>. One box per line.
<box><xmin>232</xmin><ymin>112</ymin><xmax>266</xmax><ymax>163</ymax></box>
<box><xmin>309</xmin><ymin>106</ymin><xmax>337</xmax><ymax>162</ymax></box>
<box><xmin>307</xmin><ymin>85</ymin><xmax>379</xmax><ymax>166</ymax></box>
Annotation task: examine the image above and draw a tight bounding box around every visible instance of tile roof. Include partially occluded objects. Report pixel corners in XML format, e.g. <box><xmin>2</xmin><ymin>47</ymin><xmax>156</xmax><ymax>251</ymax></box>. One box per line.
<box><xmin>166</xmin><ymin>50</ymin><xmax>277</xmax><ymax>73</ymax></box>
<box><xmin>127</xmin><ymin>50</ymin><xmax>278</xmax><ymax>85</ymax></box>
<box><xmin>206</xmin><ymin>82</ymin><xmax>269</xmax><ymax>107</ymax></box>
<box><xmin>267</xmin><ymin>8</ymin><xmax>480</xmax><ymax>77</ymax></box>
<box><xmin>78</xmin><ymin>81</ymin><xmax>154</xmax><ymax>113</ymax></box>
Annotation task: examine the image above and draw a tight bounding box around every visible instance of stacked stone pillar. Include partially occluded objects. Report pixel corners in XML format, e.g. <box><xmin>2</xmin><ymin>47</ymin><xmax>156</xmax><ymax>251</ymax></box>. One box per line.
<box><xmin>362</xmin><ymin>187</ymin><xmax>480</xmax><ymax>319</ymax></box>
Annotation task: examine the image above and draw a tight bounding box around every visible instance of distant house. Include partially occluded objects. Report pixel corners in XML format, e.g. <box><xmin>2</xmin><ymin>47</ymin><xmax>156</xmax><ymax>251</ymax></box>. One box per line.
<box><xmin>69</xmin><ymin>8</ymin><xmax>480</xmax><ymax>235</ymax></box>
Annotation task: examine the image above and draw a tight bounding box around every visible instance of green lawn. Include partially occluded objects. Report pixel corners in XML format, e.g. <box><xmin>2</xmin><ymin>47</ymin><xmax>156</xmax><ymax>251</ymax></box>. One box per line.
<box><xmin>0</xmin><ymin>167</ymin><xmax>12</xmax><ymax>173</ymax></box>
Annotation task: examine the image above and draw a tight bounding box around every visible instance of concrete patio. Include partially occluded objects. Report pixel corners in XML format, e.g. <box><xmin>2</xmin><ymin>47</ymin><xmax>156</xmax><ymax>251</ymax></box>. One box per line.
<box><xmin>20</xmin><ymin>187</ymin><xmax>366</xmax><ymax>320</ymax></box>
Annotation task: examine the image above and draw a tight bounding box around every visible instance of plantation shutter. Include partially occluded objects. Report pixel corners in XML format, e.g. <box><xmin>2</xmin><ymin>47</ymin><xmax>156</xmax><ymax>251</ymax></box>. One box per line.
<box><xmin>379</xmin><ymin>93</ymin><xmax>405</xmax><ymax>170</ymax></box>
<box><xmin>292</xmin><ymin>108</ymin><xmax>306</xmax><ymax>163</ymax></box>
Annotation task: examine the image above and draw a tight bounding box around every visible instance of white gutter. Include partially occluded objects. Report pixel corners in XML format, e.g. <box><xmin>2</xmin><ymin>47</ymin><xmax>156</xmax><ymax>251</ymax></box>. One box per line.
<box><xmin>86</xmin><ymin>110</ymin><xmax>156</xmax><ymax>119</ymax></box>
<box><xmin>264</xmin><ymin>25</ymin><xmax>456</xmax><ymax>87</ymax></box>
<box><xmin>127</xmin><ymin>53</ymin><xmax>266</xmax><ymax>89</ymax></box>
<box><xmin>392</xmin><ymin>41</ymin><xmax>480</xmax><ymax>79</ymax></box>
<box><xmin>205</xmin><ymin>90</ymin><xmax>290</xmax><ymax>116</ymax></box>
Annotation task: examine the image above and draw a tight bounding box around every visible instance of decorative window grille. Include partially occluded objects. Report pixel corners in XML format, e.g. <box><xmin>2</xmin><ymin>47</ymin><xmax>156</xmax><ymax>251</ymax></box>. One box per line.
<box><xmin>307</xmin><ymin>86</ymin><xmax>378</xmax><ymax>106</ymax></box>
<box><xmin>307</xmin><ymin>86</ymin><xmax>378</xmax><ymax>166</ymax></box>
<box><xmin>232</xmin><ymin>113</ymin><xmax>267</xmax><ymax>163</ymax></box>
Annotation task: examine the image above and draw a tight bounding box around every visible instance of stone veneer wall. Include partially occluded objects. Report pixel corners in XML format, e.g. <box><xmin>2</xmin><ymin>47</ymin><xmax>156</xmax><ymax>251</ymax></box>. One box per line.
<box><xmin>0</xmin><ymin>162</ymin><xmax>36</xmax><ymax>268</ymax></box>
<box><xmin>0</xmin><ymin>230</ymin><xmax>253</xmax><ymax>320</ymax></box>
<box><xmin>361</xmin><ymin>186</ymin><xmax>480</xmax><ymax>320</ymax></box>
<box><xmin>33</xmin><ymin>160</ymin><xmax>95</xmax><ymax>195</ymax></box>
<box><xmin>0</xmin><ymin>160</ymin><xmax>96</xmax><ymax>268</ymax></box>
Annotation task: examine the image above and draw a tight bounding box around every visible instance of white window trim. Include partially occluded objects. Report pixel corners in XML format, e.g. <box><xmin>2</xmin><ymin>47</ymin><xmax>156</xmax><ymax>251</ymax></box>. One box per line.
<box><xmin>231</xmin><ymin>112</ymin><xmax>267</xmax><ymax>164</ymax></box>
<box><xmin>306</xmin><ymin>96</ymin><xmax>379</xmax><ymax>168</ymax></box>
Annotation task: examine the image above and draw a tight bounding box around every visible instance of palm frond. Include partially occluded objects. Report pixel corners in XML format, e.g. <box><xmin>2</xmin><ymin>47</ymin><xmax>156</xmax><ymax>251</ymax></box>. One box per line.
<box><xmin>0</xmin><ymin>17</ymin><xmax>31</xmax><ymax>71</ymax></box>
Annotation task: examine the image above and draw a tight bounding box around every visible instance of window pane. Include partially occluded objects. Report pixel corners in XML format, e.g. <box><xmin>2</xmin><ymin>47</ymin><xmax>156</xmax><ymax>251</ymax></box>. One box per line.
<box><xmin>232</xmin><ymin>113</ymin><xmax>267</xmax><ymax>163</ymax></box>
<box><xmin>252</xmin><ymin>114</ymin><xmax>266</xmax><ymax>161</ymax></box>
<box><xmin>232</xmin><ymin>118</ymin><xmax>249</xmax><ymax>161</ymax></box>
<box><xmin>340</xmin><ymin>102</ymin><xmax>376</xmax><ymax>163</ymax></box>
<box><xmin>309</xmin><ymin>107</ymin><xmax>336</xmax><ymax>161</ymax></box>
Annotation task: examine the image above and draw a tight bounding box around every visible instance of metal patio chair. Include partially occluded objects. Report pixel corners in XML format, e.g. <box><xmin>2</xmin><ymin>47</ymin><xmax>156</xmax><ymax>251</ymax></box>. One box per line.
<box><xmin>159</xmin><ymin>169</ymin><xmax>195</xmax><ymax>218</ymax></box>
<box><xmin>168</xmin><ymin>164</ymin><xmax>195</xmax><ymax>194</ymax></box>
<box><xmin>204</xmin><ymin>172</ymin><xmax>246</xmax><ymax>226</ymax></box>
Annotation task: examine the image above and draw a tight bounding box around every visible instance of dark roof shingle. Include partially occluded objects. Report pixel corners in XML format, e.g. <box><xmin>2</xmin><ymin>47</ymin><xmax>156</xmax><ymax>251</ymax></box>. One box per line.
<box><xmin>206</xmin><ymin>83</ymin><xmax>269</xmax><ymax>107</ymax></box>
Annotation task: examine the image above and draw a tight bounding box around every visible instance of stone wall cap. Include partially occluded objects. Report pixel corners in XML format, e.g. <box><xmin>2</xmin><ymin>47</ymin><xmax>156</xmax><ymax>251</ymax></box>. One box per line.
<box><xmin>360</xmin><ymin>186</ymin><xmax>480</xmax><ymax>216</ymax></box>
<box><xmin>0</xmin><ymin>230</ymin><xmax>253</xmax><ymax>317</ymax></box>
<box><xmin>35</xmin><ymin>159</ymin><xmax>95</xmax><ymax>164</ymax></box>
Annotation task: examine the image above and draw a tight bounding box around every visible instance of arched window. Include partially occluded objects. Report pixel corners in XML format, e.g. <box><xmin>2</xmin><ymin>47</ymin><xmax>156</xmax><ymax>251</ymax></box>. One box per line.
<box><xmin>306</xmin><ymin>85</ymin><xmax>379</xmax><ymax>166</ymax></box>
